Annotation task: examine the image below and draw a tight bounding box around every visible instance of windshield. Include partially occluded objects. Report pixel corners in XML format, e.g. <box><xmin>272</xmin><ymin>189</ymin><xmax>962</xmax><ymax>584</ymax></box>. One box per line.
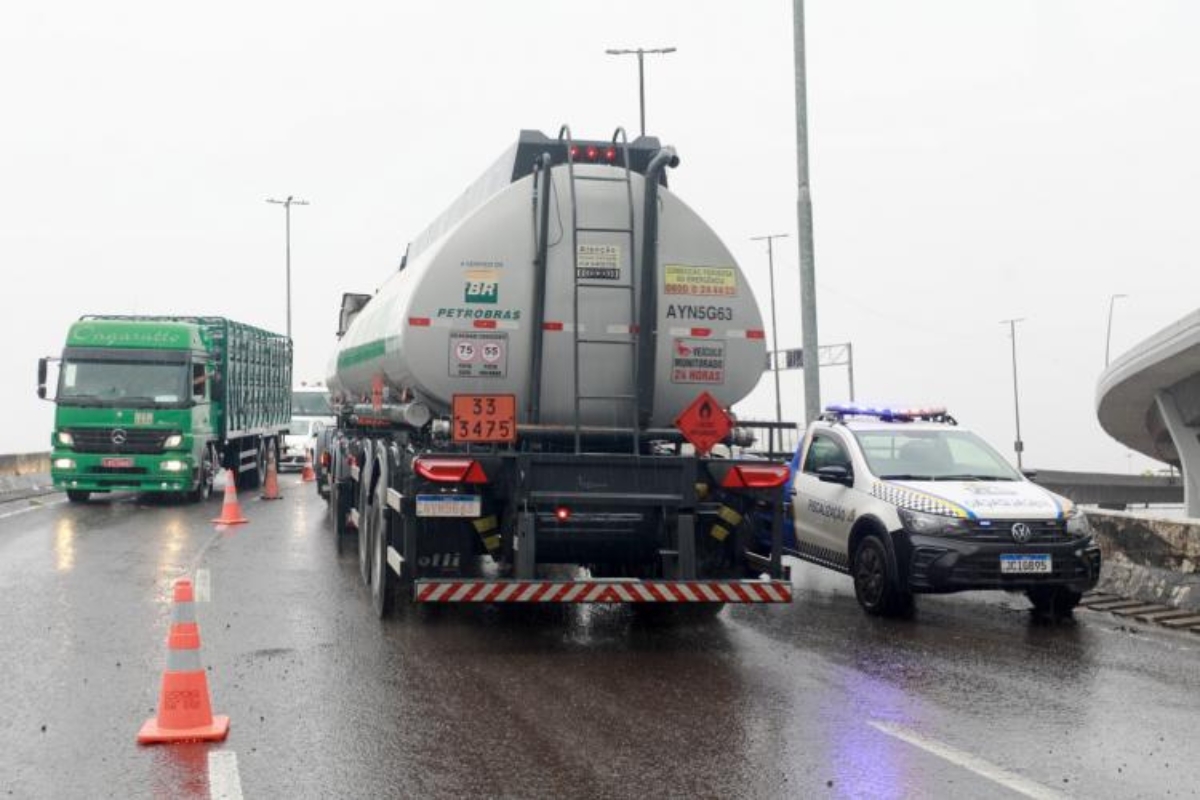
<box><xmin>292</xmin><ymin>390</ymin><xmax>332</xmax><ymax>415</ymax></box>
<box><xmin>57</xmin><ymin>359</ymin><xmax>188</xmax><ymax>407</ymax></box>
<box><xmin>852</xmin><ymin>428</ymin><xmax>1021</xmax><ymax>481</ymax></box>
<box><xmin>288</xmin><ymin>419</ymin><xmax>313</xmax><ymax>436</ymax></box>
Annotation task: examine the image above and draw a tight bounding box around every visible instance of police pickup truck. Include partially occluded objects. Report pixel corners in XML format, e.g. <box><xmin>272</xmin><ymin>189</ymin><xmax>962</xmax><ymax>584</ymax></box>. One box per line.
<box><xmin>759</xmin><ymin>405</ymin><xmax>1101</xmax><ymax>618</ymax></box>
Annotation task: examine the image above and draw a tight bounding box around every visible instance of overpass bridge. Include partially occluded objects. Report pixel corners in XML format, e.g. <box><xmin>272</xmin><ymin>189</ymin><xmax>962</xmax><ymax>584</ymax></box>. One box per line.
<box><xmin>1097</xmin><ymin>308</ymin><xmax>1200</xmax><ymax>518</ymax></box>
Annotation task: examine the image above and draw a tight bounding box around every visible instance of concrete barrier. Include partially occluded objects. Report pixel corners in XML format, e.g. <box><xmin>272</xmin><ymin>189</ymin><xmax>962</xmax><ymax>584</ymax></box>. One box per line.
<box><xmin>0</xmin><ymin>452</ymin><xmax>49</xmax><ymax>477</ymax></box>
<box><xmin>1087</xmin><ymin>510</ymin><xmax>1200</xmax><ymax>611</ymax></box>
<box><xmin>0</xmin><ymin>452</ymin><xmax>54</xmax><ymax>502</ymax></box>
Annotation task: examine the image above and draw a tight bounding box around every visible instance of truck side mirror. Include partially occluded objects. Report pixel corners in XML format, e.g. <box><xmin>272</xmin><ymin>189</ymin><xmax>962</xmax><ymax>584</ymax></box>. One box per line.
<box><xmin>37</xmin><ymin>358</ymin><xmax>48</xmax><ymax>399</ymax></box>
<box><xmin>816</xmin><ymin>465</ymin><xmax>853</xmax><ymax>486</ymax></box>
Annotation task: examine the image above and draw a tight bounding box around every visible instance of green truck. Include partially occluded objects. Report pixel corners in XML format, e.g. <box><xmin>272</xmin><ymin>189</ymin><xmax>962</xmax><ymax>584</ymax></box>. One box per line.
<box><xmin>39</xmin><ymin>316</ymin><xmax>292</xmax><ymax>503</ymax></box>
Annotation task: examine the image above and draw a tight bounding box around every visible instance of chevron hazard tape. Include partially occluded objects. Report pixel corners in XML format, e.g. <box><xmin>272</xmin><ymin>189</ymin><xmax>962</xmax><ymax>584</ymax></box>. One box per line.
<box><xmin>414</xmin><ymin>579</ymin><xmax>792</xmax><ymax>604</ymax></box>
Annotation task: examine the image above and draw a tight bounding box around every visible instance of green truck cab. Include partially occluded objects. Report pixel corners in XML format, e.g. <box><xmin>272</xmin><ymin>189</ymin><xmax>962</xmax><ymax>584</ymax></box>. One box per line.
<box><xmin>39</xmin><ymin>316</ymin><xmax>292</xmax><ymax>503</ymax></box>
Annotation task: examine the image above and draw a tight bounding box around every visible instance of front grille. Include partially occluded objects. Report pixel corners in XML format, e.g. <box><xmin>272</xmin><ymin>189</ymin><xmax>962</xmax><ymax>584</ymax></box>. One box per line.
<box><xmin>67</xmin><ymin>428</ymin><xmax>170</xmax><ymax>455</ymax></box>
<box><xmin>966</xmin><ymin>520</ymin><xmax>1067</xmax><ymax>544</ymax></box>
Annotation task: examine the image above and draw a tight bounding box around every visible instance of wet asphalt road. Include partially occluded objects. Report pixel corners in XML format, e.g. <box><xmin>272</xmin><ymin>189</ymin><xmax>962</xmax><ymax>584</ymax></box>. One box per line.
<box><xmin>2</xmin><ymin>481</ymin><xmax>1199</xmax><ymax>800</ymax></box>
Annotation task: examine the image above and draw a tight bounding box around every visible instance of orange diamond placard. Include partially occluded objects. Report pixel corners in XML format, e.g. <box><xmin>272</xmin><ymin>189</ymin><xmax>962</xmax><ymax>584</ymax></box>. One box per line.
<box><xmin>675</xmin><ymin>391</ymin><xmax>732</xmax><ymax>456</ymax></box>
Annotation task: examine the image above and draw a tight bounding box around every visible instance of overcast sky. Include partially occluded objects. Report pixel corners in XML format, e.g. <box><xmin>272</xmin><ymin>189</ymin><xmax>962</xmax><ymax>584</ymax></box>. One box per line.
<box><xmin>3</xmin><ymin>1</ymin><xmax>1197</xmax><ymax>472</ymax></box>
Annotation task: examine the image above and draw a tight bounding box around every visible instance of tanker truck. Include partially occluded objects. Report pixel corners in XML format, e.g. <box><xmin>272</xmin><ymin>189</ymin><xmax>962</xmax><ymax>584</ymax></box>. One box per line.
<box><xmin>327</xmin><ymin>128</ymin><xmax>792</xmax><ymax>617</ymax></box>
<box><xmin>40</xmin><ymin>315</ymin><xmax>291</xmax><ymax>502</ymax></box>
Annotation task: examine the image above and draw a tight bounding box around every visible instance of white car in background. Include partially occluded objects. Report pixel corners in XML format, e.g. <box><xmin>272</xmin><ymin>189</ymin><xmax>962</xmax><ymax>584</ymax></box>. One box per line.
<box><xmin>281</xmin><ymin>417</ymin><xmax>328</xmax><ymax>472</ymax></box>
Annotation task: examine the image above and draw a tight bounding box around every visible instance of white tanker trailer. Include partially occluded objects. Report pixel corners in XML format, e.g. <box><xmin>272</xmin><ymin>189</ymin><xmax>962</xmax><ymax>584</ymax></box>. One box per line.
<box><xmin>327</xmin><ymin>128</ymin><xmax>792</xmax><ymax>617</ymax></box>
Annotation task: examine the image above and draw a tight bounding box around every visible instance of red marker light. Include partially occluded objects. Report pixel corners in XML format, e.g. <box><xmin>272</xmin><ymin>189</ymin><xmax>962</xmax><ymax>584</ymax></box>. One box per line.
<box><xmin>555</xmin><ymin>506</ymin><xmax>571</xmax><ymax>522</ymax></box>
<box><xmin>586</xmin><ymin>146</ymin><xmax>598</xmax><ymax>160</ymax></box>
<box><xmin>605</xmin><ymin>147</ymin><xmax>616</xmax><ymax>161</ymax></box>
<box><xmin>569</xmin><ymin>145</ymin><xmax>579</xmax><ymax>159</ymax></box>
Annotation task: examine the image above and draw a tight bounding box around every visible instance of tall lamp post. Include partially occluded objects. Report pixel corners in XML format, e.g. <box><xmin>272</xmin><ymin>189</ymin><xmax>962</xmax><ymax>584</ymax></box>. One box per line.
<box><xmin>1105</xmin><ymin>293</ymin><xmax>1128</xmax><ymax>368</ymax></box>
<box><xmin>1000</xmin><ymin>318</ymin><xmax>1026</xmax><ymax>470</ymax></box>
<box><xmin>604</xmin><ymin>47</ymin><xmax>677</xmax><ymax>138</ymax></box>
<box><xmin>266</xmin><ymin>196</ymin><xmax>309</xmax><ymax>340</ymax></box>
<box><xmin>793</xmin><ymin>0</ymin><xmax>820</xmax><ymax>423</ymax></box>
<box><xmin>752</xmin><ymin>233</ymin><xmax>789</xmax><ymax>455</ymax></box>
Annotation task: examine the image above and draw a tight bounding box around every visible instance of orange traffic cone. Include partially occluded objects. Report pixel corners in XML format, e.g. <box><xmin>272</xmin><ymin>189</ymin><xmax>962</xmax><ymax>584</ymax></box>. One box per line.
<box><xmin>211</xmin><ymin>469</ymin><xmax>249</xmax><ymax>525</ymax></box>
<box><xmin>137</xmin><ymin>578</ymin><xmax>230</xmax><ymax>744</ymax></box>
<box><xmin>261</xmin><ymin>452</ymin><xmax>282</xmax><ymax>500</ymax></box>
<box><xmin>300</xmin><ymin>450</ymin><xmax>316</xmax><ymax>483</ymax></box>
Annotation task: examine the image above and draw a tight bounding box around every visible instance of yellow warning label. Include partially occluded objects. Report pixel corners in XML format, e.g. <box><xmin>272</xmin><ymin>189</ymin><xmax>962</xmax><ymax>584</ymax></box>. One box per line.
<box><xmin>664</xmin><ymin>265</ymin><xmax>737</xmax><ymax>297</ymax></box>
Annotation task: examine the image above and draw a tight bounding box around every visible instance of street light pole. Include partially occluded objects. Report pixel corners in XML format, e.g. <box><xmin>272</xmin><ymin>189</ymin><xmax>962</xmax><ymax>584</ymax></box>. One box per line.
<box><xmin>752</xmin><ymin>233</ymin><xmax>789</xmax><ymax>454</ymax></box>
<box><xmin>605</xmin><ymin>47</ymin><xmax>677</xmax><ymax>138</ymax></box>
<box><xmin>1000</xmin><ymin>318</ymin><xmax>1026</xmax><ymax>470</ymax></box>
<box><xmin>266</xmin><ymin>195</ymin><xmax>309</xmax><ymax>339</ymax></box>
<box><xmin>793</xmin><ymin>0</ymin><xmax>821</xmax><ymax>423</ymax></box>
<box><xmin>1105</xmin><ymin>293</ymin><xmax>1128</xmax><ymax>368</ymax></box>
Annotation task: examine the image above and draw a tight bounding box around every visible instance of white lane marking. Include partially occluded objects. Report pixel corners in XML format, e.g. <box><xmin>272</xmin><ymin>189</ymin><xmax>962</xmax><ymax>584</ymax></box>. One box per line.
<box><xmin>208</xmin><ymin>749</ymin><xmax>244</xmax><ymax>800</ymax></box>
<box><xmin>868</xmin><ymin>720</ymin><xmax>1067</xmax><ymax>800</ymax></box>
<box><xmin>194</xmin><ymin>568</ymin><xmax>211</xmax><ymax>602</ymax></box>
<box><xmin>0</xmin><ymin>497</ymin><xmax>67</xmax><ymax>520</ymax></box>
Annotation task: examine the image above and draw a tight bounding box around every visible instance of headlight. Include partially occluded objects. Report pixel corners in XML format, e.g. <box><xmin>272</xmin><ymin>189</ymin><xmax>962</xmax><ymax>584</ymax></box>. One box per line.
<box><xmin>160</xmin><ymin>460</ymin><xmax>188</xmax><ymax>472</ymax></box>
<box><xmin>53</xmin><ymin>458</ymin><xmax>76</xmax><ymax>470</ymax></box>
<box><xmin>163</xmin><ymin>434</ymin><xmax>184</xmax><ymax>448</ymax></box>
<box><xmin>56</xmin><ymin>431</ymin><xmax>74</xmax><ymax>446</ymax></box>
<box><xmin>1065</xmin><ymin>508</ymin><xmax>1092</xmax><ymax>537</ymax></box>
<box><xmin>898</xmin><ymin>507</ymin><xmax>970</xmax><ymax>537</ymax></box>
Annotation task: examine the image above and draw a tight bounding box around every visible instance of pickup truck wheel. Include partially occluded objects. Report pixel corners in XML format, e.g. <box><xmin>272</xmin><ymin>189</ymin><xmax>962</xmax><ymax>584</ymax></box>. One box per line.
<box><xmin>853</xmin><ymin>534</ymin><xmax>914</xmax><ymax>618</ymax></box>
<box><xmin>1026</xmin><ymin>586</ymin><xmax>1082</xmax><ymax>618</ymax></box>
<box><xmin>66</xmin><ymin>490</ymin><xmax>90</xmax><ymax>504</ymax></box>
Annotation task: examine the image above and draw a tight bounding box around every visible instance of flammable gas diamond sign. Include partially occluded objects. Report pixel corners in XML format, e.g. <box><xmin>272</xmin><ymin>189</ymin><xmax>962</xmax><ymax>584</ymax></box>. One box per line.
<box><xmin>674</xmin><ymin>390</ymin><xmax>732</xmax><ymax>456</ymax></box>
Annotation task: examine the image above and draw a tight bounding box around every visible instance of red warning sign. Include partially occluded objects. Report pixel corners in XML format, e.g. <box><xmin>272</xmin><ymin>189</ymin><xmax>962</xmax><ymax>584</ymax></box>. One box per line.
<box><xmin>674</xmin><ymin>391</ymin><xmax>732</xmax><ymax>456</ymax></box>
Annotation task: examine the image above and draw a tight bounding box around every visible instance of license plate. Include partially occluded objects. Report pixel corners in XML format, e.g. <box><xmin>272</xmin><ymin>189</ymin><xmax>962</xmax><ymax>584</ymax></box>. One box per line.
<box><xmin>416</xmin><ymin>495</ymin><xmax>481</xmax><ymax>518</ymax></box>
<box><xmin>101</xmin><ymin>457</ymin><xmax>134</xmax><ymax>468</ymax></box>
<box><xmin>1000</xmin><ymin>554</ymin><xmax>1051</xmax><ymax>574</ymax></box>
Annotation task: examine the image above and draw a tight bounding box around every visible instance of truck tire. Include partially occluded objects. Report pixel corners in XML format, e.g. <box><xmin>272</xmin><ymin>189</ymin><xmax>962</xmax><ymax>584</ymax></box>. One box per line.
<box><xmin>852</xmin><ymin>534</ymin><xmax>914</xmax><ymax>618</ymax></box>
<box><xmin>369</xmin><ymin>442</ymin><xmax>400</xmax><ymax>618</ymax></box>
<box><xmin>187</xmin><ymin>447</ymin><xmax>215</xmax><ymax>503</ymax></box>
<box><xmin>66</xmin><ymin>490</ymin><xmax>91</xmax><ymax>504</ymax></box>
<box><xmin>1026</xmin><ymin>586</ymin><xmax>1082</xmax><ymax>619</ymax></box>
<box><xmin>358</xmin><ymin>443</ymin><xmax>377</xmax><ymax>587</ymax></box>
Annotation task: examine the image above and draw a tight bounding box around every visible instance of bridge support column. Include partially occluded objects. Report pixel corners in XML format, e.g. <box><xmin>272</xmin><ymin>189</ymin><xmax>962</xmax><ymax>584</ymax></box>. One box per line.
<box><xmin>1156</xmin><ymin>389</ymin><xmax>1200</xmax><ymax>518</ymax></box>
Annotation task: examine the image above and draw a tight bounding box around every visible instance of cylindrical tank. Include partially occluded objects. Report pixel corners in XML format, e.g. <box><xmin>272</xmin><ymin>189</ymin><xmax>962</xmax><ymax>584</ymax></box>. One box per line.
<box><xmin>330</xmin><ymin>160</ymin><xmax>766</xmax><ymax>428</ymax></box>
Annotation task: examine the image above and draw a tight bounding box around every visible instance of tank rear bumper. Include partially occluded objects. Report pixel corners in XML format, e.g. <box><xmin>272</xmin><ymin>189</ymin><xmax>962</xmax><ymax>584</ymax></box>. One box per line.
<box><xmin>414</xmin><ymin>578</ymin><xmax>792</xmax><ymax>604</ymax></box>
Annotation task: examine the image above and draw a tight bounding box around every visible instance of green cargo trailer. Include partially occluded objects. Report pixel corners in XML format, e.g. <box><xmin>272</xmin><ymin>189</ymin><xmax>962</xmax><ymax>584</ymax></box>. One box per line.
<box><xmin>38</xmin><ymin>315</ymin><xmax>292</xmax><ymax>502</ymax></box>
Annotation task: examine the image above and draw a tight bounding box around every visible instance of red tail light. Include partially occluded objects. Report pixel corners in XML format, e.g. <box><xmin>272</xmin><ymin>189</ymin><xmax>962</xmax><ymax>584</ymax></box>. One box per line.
<box><xmin>320</xmin><ymin>452</ymin><xmax>331</xmax><ymax>468</ymax></box>
<box><xmin>554</xmin><ymin>506</ymin><xmax>571</xmax><ymax>522</ymax></box>
<box><xmin>720</xmin><ymin>464</ymin><xmax>790</xmax><ymax>489</ymax></box>
<box><xmin>414</xmin><ymin>457</ymin><xmax>488</xmax><ymax>484</ymax></box>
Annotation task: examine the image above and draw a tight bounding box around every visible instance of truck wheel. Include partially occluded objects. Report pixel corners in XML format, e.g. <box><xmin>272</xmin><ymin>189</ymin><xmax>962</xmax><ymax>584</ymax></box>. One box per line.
<box><xmin>358</xmin><ymin>445</ymin><xmax>377</xmax><ymax>587</ymax></box>
<box><xmin>187</xmin><ymin>448</ymin><xmax>215</xmax><ymax>503</ymax></box>
<box><xmin>66</xmin><ymin>490</ymin><xmax>91</xmax><ymax>504</ymax></box>
<box><xmin>852</xmin><ymin>534</ymin><xmax>914</xmax><ymax>618</ymax></box>
<box><xmin>1026</xmin><ymin>586</ymin><xmax>1082</xmax><ymax>619</ymax></box>
<box><xmin>369</xmin><ymin>444</ymin><xmax>399</xmax><ymax>618</ymax></box>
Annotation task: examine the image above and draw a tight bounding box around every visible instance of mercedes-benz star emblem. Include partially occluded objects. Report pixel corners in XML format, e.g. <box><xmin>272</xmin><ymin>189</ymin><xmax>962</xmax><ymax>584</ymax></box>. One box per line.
<box><xmin>1010</xmin><ymin>522</ymin><xmax>1033</xmax><ymax>544</ymax></box>
<box><xmin>111</xmin><ymin>428</ymin><xmax>128</xmax><ymax>446</ymax></box>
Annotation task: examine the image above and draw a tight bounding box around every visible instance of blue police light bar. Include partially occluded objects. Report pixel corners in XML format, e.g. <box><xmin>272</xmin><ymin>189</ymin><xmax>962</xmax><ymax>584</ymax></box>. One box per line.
<box><xmin>824</xmin><ymin>403</ymin><xmax>949</xmax><ymax>422</ymax></box>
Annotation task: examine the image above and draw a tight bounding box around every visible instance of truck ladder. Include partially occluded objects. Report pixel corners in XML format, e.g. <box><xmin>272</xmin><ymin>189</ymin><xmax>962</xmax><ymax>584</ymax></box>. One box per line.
<box><xmin>557</xmin><ymin>125</ymin><xmax>639</xmax><ymax>455</ymax></box>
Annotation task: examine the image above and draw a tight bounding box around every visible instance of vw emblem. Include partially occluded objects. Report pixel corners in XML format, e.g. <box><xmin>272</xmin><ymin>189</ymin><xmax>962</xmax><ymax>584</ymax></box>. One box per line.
<box><xmin>1010</xmin><ymin>522</ymin><xmax>1033</xmax><ymax>544</ymax></box>
<box><xmin>111</xmin><ymin>428</ymin><xmax>128</xmax><ymax>446</ymax></box>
